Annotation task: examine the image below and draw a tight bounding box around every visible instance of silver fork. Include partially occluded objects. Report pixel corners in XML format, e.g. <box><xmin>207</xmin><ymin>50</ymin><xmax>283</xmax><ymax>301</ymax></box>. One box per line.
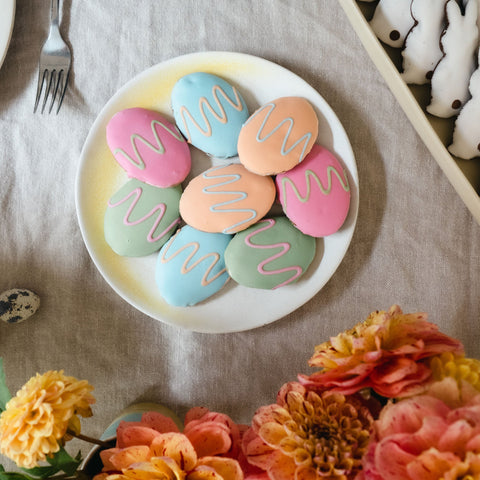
<box><xmin>33</xmin><ymin>0</ymin><xmax>71</xmax><ymax>114</ymax></box>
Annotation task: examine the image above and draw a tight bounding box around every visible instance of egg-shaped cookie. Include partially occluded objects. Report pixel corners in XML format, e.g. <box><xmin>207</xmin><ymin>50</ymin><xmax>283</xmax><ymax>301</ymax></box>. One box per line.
<box><xmin>276</xmin><ymin>144</ymin><xmax>351</xmax><ymax>237</ymax></box>
<box><xmin>106</xmin><ymin>107</ymin><xmax>191</xmax><ymax>187</ymax></box>
<box><xmin>171</xmin><ymin>72</ymin><xmax>249</xmax><ymax>158</ymax></box>
<box><xmin>105</xmin><ymin>179</ymin><xmax>181</xmax><ymax>257</ymax></box>
<box><xmin>238</xmin><ymin>96</ymin><xmax>318</xmax><ymax>175</ymax></box>
<box><xmin>156</xmin><ymin>225</ymin><xmax>232</xmax><ymax>307</ymax></box>
<box><xmin>225</xmin><ymin>216</ymin><xmax>316</xmax><ymax>290</ymax></box>
<box><xmin>180</xmin><ymin>163</ymin><xmax>276</xmax><ymax>234</ymax></box>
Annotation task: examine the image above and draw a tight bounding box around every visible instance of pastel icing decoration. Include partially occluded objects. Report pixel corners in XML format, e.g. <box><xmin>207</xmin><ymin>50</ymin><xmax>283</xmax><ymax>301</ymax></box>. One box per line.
<box><xmin>369</xmin><ymin>0</ymin><xmax>414</xmax><ymax>48</ymax></box>
<box><xmin>171</xmin><ymin>72</ymin><xmax>249</xmax><ymax>158</ymax></box>
<box><xmin>105</xmin><ymin>178</ymin><xmax>181</xmax><ymax>257</ymax></box>
<box><xmin>275</xmin><ymin>144</ymin><xmax>351</xmax><ymax>238</ymax></box>
<box><xmin>449</xmin><ymin>52</ymin><xmax>480</xmax><ymax>159</ymax></box>
<box><xmin>106</xmin><ymin>107</ymin><xmax>191</xmax><ymax>187</ymax></box>
<box><xmin>0</xmin><ymin>289</ymin><xmax>40</xmax><ymax>324</ymax></box>
<box><xmin>427</xmin><ymin>0</ymin><xmax>479</xmax><ymax>118</ymax></box>
<box><xmin>224</xmin><ymin>217</ymin><xmax>316</xmax><ymax>290</ymax></box>
<box><xmin>156</xmin><ymin>225</ymin><xmax>231</xmax><ymax>306</ymax></box>
<box><xmin>237</xmin><ymin>96</ymin><xmax>318</xmax><ymax>176</ymax></box>
<box><xmin>401</xmin><ymin>0</ymin><xmax>448</xmax><ymax>85</ymax></box>
<box><xmin>179</xmin><ymin>163</ymin><xmax>276</xmax><ymax>234</ymax></box>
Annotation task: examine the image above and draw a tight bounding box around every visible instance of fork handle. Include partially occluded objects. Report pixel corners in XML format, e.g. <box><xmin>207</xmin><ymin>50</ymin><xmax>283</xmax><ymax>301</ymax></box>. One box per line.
<box><xmin>50</xmin><ymin>0</ymin><xmax>60</xmax><ymax>26</ymax></box>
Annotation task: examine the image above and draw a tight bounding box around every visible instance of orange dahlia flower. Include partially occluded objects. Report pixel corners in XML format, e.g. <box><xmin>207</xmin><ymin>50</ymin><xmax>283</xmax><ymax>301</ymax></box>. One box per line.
<box><xmin>0</xmin><ymin>370</ymin><xmax>95</xmax><ymax>468</ymax></box>
<box><xmin>299</xmin><ymin>305</ymin><xmax>464</xmax><ymax>398</ymax></box>
<box><xmin>99</xmin><ymin>432</ymin><xmax>243</xmax><ymax>480</ymax></box>
<box><xmin>243</xmin><ymin>382</ymin><xmax>374</xmax><ymax>480</ymax></box>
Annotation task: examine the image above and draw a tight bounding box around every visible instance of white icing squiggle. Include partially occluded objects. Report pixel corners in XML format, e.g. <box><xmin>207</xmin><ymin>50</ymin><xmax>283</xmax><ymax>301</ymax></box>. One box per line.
<box><xmin>160</xmin><ymin>234</ymin><xmax>227</xmax><ymax>287</ymax></box>
<box><xmin>280</xmin><ymin>167</ymin><xmax>350</xmax><ymax>210</ymax></box>
<box><xmin>178</xmin><ymin>85</ymin><xmax>245</xmax><ymax>141</ymax></box>
<box><xmin>114</xmin><ymin>119</ymin><xmax>185</xmax><ymax>170</ymax></box>
<box><xmin>108</xmin><ymin>186</ymin><xmax>180</xmax><ymax>243</ymax></box>
<box><xmin>243</xmin><ymin>102</ymin><xmax>313</xmax><ymax>163</ymax></box>
<box><xmin>201</xmin><ymin>166</ymin><xmax>257</xmax><ymax>234</ymax></box>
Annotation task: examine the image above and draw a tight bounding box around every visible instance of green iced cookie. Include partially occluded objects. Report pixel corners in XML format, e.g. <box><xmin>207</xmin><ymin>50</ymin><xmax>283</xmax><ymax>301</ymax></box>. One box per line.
<box><xmin>104</xmin><ymin>178</ymin><xmax>181</xmax><ymax>257</ymax></box>
<box><xmin>224</xmin><ymin>216</ymin><xmax>316</xmax><ymax>289</ymax></box>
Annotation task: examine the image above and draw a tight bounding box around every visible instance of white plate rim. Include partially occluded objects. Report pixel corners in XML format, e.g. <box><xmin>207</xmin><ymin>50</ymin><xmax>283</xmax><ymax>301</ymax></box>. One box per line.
<box><xmin>75</xmin><ymin>51</ymin><xmax>359</xmax><ymax>334</ymax></box>
<box><xmin>0</xmin><ymin>0</ymin><xmax>15</xmax><ymax>70</ymax></box>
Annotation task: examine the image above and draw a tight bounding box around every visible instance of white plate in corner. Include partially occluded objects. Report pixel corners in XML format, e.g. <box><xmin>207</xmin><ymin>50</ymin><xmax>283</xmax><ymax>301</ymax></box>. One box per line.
<box><xmin>75</xmin><ymin>51</ymin><xmax>359</xmax><ymax>334</ymax></box>
<box><xmin>0</xmin><ymin>0</ymin><xmax>15</xmax><ymax>70</ymax></box>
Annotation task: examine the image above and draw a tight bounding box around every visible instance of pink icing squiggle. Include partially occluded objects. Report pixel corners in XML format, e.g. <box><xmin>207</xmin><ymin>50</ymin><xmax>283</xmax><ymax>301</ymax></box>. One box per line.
<box><xmin>178</xmin><ymin>85</ymin><xmax>245</xmax><ymax>140</ymax></box>
<box><xmin>114</xmin><ymin>119</ymin><xmax>185</xmax><ymax>170</ymax></box>
<box><xmin>108</xmin><ymin>187</ymin><xmax>180</xmax><ymax>243</ymax></box>
<box><xmin>245</xmin><ymin>219</ymin><xmax>303</xmax><ymax>289</ymax></box>
<box><xmin>160</xmin><ymin>235</ymin><xmax>227</xmax><ymax>286</ymax></box>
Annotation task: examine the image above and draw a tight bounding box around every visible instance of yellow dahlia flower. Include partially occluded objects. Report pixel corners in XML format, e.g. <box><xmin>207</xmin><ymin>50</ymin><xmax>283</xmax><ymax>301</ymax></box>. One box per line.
<box><xmin>0</xmin><ymin>370</ymin><xmax>95</xmax><ymax>468</ymax></box>
<box><xmin>430</xmin><ymin>352</ymin><xmax>480</xmax><ymax>391</ymax></box>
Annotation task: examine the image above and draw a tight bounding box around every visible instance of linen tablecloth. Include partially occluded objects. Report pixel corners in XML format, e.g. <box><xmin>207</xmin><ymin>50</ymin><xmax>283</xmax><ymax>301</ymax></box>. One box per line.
<box><xmin>0</xmin><ymin>0</ymin><xmax>479</xmax><ymax>459</ymax></box>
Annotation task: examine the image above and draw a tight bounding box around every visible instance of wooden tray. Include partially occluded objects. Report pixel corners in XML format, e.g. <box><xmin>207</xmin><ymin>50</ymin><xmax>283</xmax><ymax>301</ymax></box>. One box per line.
<box><xmin>339</xmin><ymin>0</ymin><xmax>480</xmax><ymax>225</ymax></box>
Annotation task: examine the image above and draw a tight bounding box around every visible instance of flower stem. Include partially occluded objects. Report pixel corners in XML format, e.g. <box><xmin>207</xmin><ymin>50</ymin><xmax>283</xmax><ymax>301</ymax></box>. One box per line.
<box><xmin>67</xmin><ymin>430</ymin><xmax>112</xmax><ymax>448</ymax></box>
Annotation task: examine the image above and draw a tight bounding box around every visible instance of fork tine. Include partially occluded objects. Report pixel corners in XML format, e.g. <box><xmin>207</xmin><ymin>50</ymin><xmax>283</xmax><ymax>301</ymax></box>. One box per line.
<box><xmin>55</xmin><ymin>70</ymin><xmax>69</xmax><ymax>115</ymax></box>
<box><xmin>40</xmin><ymin>70</ymin><xmax>54</xmax><ymax>114</ymax></box>
<box><xmin>33</xmin><ymin>69</ymin><xmax>48</xmax><ymax>113</ymax></box>
<box><xmin>48</xmin><ymin>69</ymin><xmax>63</xmax><ymax>114</ymax></box>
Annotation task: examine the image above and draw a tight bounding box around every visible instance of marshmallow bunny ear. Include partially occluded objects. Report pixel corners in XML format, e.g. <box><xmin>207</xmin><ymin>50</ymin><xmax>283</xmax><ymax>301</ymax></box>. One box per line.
<box><xmin>426</xmin><ymin>0</ymin><xmax>478</xmax><ymax>118</ymax></box>
<box><xmin>401</xmin><ymin>0</ymin><xmax>448</xmax><ymax>85</ymax></box>
<box><xmin>465</xmin><ymin>0</ymin><xmax>479</xmax><ymax>28</ymax></box>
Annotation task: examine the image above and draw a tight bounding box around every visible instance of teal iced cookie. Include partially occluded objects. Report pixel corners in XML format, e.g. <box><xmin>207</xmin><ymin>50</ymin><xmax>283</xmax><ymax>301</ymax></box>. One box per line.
<box><xmin>156</xmin><ymin>225</ymin><xmax>232</xmax><ymax>306</ymax></box>
<box><xmin>104</xmin><ymin>179</ymin><xmax>181</xmax><ymax>257</ymax></box>
<box><xmin>171</xmin><ymin>72</ymin><xmax>249</xmax><ymax>158</ymax></box>
<box><xmin>225</xmin><ymin>216</ymin><xmax>316</xmax><ymax>289</ymax></box>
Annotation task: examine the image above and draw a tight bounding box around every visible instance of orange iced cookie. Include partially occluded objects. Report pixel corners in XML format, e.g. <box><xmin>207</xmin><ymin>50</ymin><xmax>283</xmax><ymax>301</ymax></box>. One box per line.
<box><xmin>180</xmin><ymin>163</ymin><xmax>276</xmax><ymax>234</ymax></box>
<box><xmin>238</xmin><ymin>96</ymin><xmax>318</xmax><ymax>175</ymax></box>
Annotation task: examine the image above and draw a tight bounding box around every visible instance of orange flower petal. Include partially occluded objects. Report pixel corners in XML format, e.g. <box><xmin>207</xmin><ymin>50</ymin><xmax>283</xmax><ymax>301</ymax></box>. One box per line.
<box><xmin>258</xmin><ymin>422</ymin><xmax>287</xmax><ymax>448</ymax></box>
<box><xmin>194</xmin><ymin>457</ymin><xmax>243</xmax><ymax>480</ymax></box>
<box><xmin>141</xmin><ymin>411</ymin><xmax>181</xmax><ymax>434</ymax></box>
<box><xmin>109</xmin><ymin>445</ymin><xmax>152</xmax><ymax>470</ymax></box>
<box><xmin>124</xmin><ymin>459</ymin><xmax>175</xmax><ymax>480</ymax></box>
<box><xmin>117</xmin><ymin>425</ymin><xmax>161</xmax><ymax>448</ymax></box>
<box><xmin>150</xmin><ymin>433</ymin><xmax>197</xmax><ymax>472</ymax></box>
<box><xmin>185</xmin><ymin>422</ymin><xmax>232</xmax><ymax>458</ymax></box>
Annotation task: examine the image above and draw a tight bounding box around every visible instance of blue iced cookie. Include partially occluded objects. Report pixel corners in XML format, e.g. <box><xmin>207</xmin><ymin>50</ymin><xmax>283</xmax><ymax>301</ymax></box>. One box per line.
<box><xmin>156</xmin><ymin>225</ymin><xmax>232</xmax><ymax>306</ymax></box>
<box><xmin>171</xmin><ymin>72</ymin><xmax>249</xmax><ymax>158</ymax></box>
<box><xmin>104</xmin><ymin>178</ymin><xmax>182</xmax><ymax>257</ymax></box>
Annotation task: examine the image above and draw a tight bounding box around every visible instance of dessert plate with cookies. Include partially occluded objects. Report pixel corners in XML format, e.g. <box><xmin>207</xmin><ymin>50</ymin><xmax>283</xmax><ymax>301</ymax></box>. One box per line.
<box><xmin>75</xmin><ymin>51</ymin><xmax>359</xmax><ymax>333</ymax></box>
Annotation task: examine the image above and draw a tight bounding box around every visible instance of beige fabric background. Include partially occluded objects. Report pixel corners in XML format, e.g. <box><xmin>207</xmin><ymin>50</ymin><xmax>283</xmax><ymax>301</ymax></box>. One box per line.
<box><xmin>0</xmin><ymin>0</ymin><xmax>479</xmax><ymax>460</ymax></box>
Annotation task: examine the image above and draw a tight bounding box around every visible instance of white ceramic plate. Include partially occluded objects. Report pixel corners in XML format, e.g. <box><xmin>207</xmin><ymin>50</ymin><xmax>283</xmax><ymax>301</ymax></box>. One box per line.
<box><xmin>75</xmin><ymin>51</ymin><xmax>359</xmax><ymax>334</ymax></box>
<box><xmin>0</xmin><ymin>0</ymin><xmax>15</xmax><ymax>70</ymax></box>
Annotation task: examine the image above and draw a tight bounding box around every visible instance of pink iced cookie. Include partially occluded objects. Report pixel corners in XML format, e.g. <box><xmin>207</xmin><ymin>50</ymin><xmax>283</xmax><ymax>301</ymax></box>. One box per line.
<box><xmin>106</xmin><ymin>107</ymin><xmax>191</xmax><ymax>187</ymax></box>
<box><xmin>275</xmin><ymin>144</ymin><xmax>351</xmax><ymax>237</ymax></box>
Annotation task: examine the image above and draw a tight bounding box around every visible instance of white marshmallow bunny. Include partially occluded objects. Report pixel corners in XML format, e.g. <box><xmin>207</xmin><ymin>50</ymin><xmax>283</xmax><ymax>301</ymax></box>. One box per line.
<box><xmin>370</xmin><ymin>0</ymin><xmax>414</xmax><ymax>48</ymax></box>
<box><xmin>449</xmin><ymin>51</ymin><xmax>480</xmax><ymax>159</ymax></box>
<box><xmin>427</xmin><ymin>0</ymin><xmax>478</xmax><ymax>118</ymax></box>
<box><xmin>402</xmin><ymin>0</ymin><xmax>447</xmax><ymax>85</ymax></box>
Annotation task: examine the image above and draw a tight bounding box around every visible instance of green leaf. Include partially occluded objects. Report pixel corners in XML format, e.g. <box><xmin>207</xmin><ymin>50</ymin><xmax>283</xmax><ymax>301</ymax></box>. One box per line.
<box><xmin>46</xmin><ymin>448</ymin><xmax>82</xmax><ymax>477</ymax></box>
<box><xmin>21</xmin><ymin>465</ymin><xmax>60</xmax><ymax>479</ymax></box>
<box><xmin>21</xmin><ymin>448</ymin><xmax>82</xmax><ymax>479</ymax></box>
<box><xmin>0</xmin><ymin>465</ymin><xmax>37</xmax><ymax>480</ymax></box>
<box><xmin>0</xmin><ymin>359</ymin><xmax>12</xmax><ymax>411</ymax></box>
